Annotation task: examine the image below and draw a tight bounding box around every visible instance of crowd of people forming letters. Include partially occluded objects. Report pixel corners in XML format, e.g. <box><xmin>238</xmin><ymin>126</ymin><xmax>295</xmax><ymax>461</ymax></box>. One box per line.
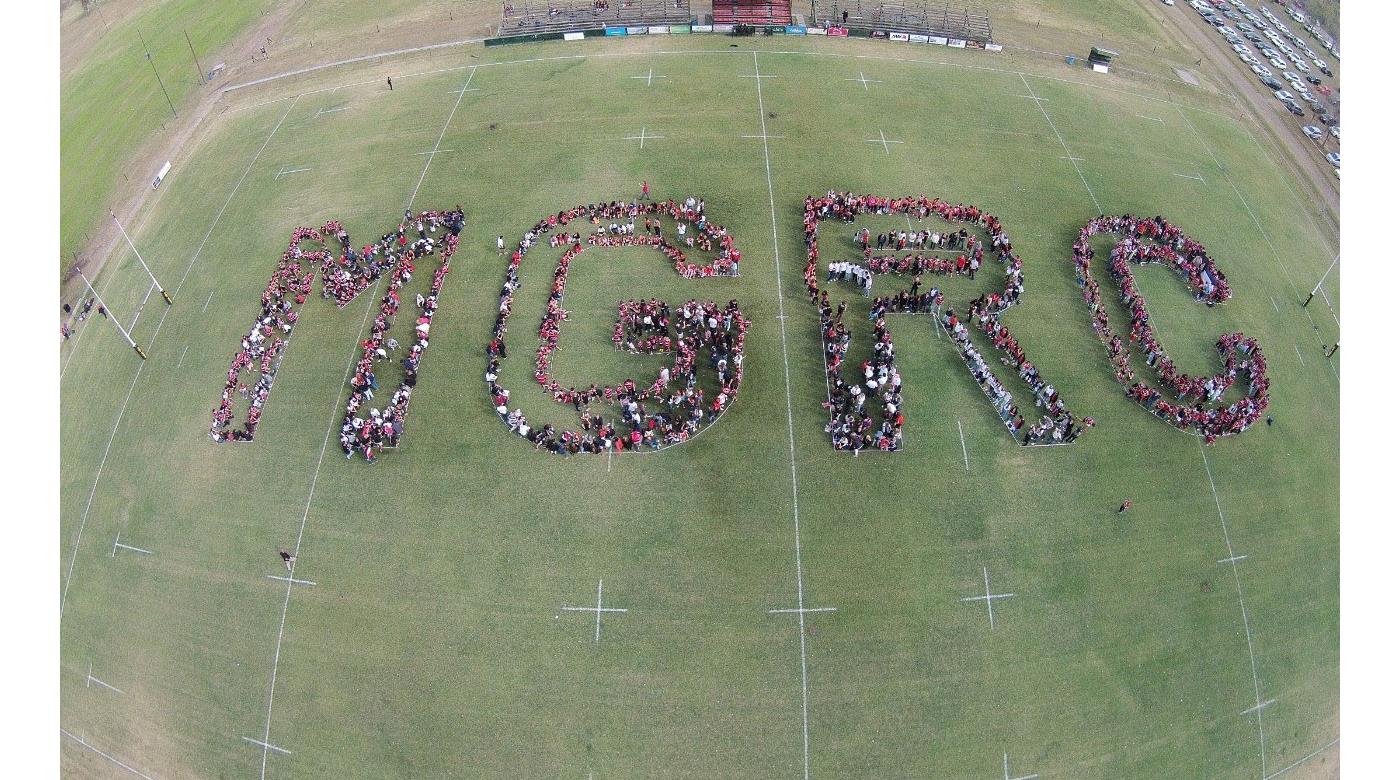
<box><xmin>486</xmin><ymin>198</ymin><xmax>748</xmax><ymax>455</ymax></box>
<box><xmin>210</xmin><ymin>209</ymin><xmax>462</xmax><ymax>462</ymax></box>
<box><xmin>803</xmin><ymin>192</ymin><xmax>1085</xmax><ymax>453</ymax></box>
<box><xmin>1074</xmin><ymin>215</ymin><xmax>1269</xmax><ymax>440</ymax></box>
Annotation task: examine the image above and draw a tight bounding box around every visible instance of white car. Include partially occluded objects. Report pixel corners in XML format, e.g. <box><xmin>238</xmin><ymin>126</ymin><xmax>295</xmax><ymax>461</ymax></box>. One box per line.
<box><xmin>1161</xmin><ymin>0</ymin><xmax>1174</xmax><ymax>5</ymax></box>
<box><xmin>1232</xmin><ymin>42</ymin><xmax>1250</xmax><ymax>54</ymax></box>
<box><xmin>1240</xmin><ymin>53</ymin><xmax>1261</xmax><ymax>65</ymax></box>
<box><xmin>1297</xmin><ymin>90</ymin><xmax>1315</xmax><ymax>103</ymax></box>
<box><xmin>1282</xmin><ymin>70</ymin><xmax>1299</xmax><ymax>82</ymax></box>
<box><xmin>1330</xmin><ymin>125</ymin><xmax>1340</xmax><ymax>139</ymax></box>
<box><xmin>1273</xmin><ymin>89</ymin><xmax>1295</xmax><ymax>101</ymax></box>
<box><xmin>1251</xmin><ymin>64</ymin><xmax>1272</xmax><ymax>78</ymax></box>
<box><xmin>1295</xmin><ymin>61</ymin><xmax>1311</xmax><ymax>73</ymax></box>
<box><xmin>1302</xmin><ymin>125</ymin><xmax>1323</xmax><ymax>140</ymax></box>
<box><xmin>1312</xmin><ymin>58</ymin><xmax>1327</xmax><ymax>69</ymax></box>
<box><xmin>1270</xmin><ymin>57</ymin><xmax>1287</xmax><ymax>69</ymax></box>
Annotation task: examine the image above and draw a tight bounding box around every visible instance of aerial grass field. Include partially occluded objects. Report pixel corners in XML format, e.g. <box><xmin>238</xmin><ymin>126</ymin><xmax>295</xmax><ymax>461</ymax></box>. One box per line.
<box><xmin>59</xmin><ymin>34</ymin><xmax>1339</xmax><ymax>779</ymax></box>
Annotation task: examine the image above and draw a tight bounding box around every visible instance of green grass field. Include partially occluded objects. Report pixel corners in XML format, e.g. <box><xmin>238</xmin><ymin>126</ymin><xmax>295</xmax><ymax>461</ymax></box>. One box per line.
<box><xmin>59</xmin><ymin>35</ymin><xmax>1339</xmax><ymax>779</ymax></box>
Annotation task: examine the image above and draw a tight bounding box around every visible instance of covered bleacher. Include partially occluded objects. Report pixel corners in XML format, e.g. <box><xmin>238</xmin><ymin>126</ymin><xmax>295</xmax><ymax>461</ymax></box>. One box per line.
<box><xmin>499</xmin><ymin>0</ymin><xmax>692</xmax><ymax>36</ymax></box>
<box><xmin>811</xmin><ymin>1</ymin><xmax>993</xmax><ymax>42</ymax></box>
<box><xmin>713</xmin><ymin>0</ymin><xmax>793</xmax><ymax>26</ymax></box>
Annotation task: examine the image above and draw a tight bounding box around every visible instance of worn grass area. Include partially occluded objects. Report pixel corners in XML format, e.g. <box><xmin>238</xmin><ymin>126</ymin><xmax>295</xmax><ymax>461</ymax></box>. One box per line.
<box><xmin>59</xmin><ymin>37</ymin><xmax>1338</xmax><ymax>779</ymax></box>
<box><xmin>60</xmin><ymin>0</ymin><xmax>277</xmax><ymax>268</ymax></box>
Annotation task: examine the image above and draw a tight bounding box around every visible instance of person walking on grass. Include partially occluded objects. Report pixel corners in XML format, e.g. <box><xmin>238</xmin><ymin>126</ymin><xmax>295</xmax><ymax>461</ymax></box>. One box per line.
<box><xmin>279</xmin><ymin>549</ymin><xmax>296</xmax><ymax>571</ymax></box>
<box><xmin>387</xmin><ymin>76</ymin><xmax>393</xmax><ymax>91</ymax></box>
<box><xmin>641</xmin><ymin>180</ymin><xmax>650</xmax><ymax>200</ymax></box>
<box><xmin>1118</xmin><ymin>499</ymin><xmax>1132</xmax><ymax>514</ymax></box>
<box><xmin>497</xmin><ymin>235</ymin><xmax>505</xmax><ymax>255</ymax></box>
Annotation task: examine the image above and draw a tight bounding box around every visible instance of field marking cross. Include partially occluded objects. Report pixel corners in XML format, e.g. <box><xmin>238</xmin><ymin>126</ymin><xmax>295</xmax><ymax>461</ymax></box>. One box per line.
<box><xmin>959</xmin><ymin>566</ymin><xmax>1014</xmax><ymax>628</ymax></box>
<box><xmin>561</xmin><ymin>579</ymin><xmax>628</xmax><ymax>642</ymax></box>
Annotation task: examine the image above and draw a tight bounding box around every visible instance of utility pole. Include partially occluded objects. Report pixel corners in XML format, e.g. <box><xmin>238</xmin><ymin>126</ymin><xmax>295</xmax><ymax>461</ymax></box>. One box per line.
<box><xmin>110</xmin><ymin>210</ymin><xmax>173</xmax><ymax>305</ymax></box>
<box><xmin>76</xmin><ymin>268</ymin><xmax>147</xmax><ymax>360</ymax></box>
<box><xmin>138</xmin><ymin>28</ymin><xmax>177</xmax><ymax>118</ymax></box>
<box><xmin>185</xmin><ymin>29</ymin><xmax>205</xmax><ymax>85</ymax></box>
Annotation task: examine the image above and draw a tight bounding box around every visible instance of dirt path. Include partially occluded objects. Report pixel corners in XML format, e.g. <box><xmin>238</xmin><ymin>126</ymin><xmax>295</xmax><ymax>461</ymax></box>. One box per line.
<box><xmin>1153</xmin><ymin>3</ymin><xmax>1338</xmax><ymax>241</ymax></box>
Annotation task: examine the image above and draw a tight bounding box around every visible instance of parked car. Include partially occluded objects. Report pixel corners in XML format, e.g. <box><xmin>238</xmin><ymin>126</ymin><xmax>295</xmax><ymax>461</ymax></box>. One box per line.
<box><xmin>1302</xmin><ymin>125</ymin><xmax>1323</xmax><ymax>140</ymax></box>
<box><xmin>1261</xmin><ymin>76</ymin><xmax>1283</xmax><ymax>89</ymax></box>
<box><xmin>1241</xmin><ymin>53</ymin><xmax>1261</xmax><ymax>65</ymax></box>
<box><xmin>1232</xmin><ymin>43</ymin><xmax>1250</xmax><ymax>54</ymax></box>
<box><xmin>1330</xmin><ymin>125</ymin><xmax>1340</xmax><ymax>139</ymax></box>
<box><xmin>1251</xmin><ymin>64</ymin><xmax>1272</xmax><ymax>78</ymax></box>
<box><xmin>1273</xmin><ymin>88</ymin><xmax>1294</xmax><ymax>101</ymax></box>
<box><xmin>1269</xmin><ymin>57</ymin><xmax>1287</xmax><ymax>69</ymax></box>
<box><xmin>1326</xmin><ymin>151</ymin><xmax>1340</xmax><ymax>168</ymax></box>
<box><xmin>1295</xmin><ymin>61</ymin><xmax>1311</xmax><ymax>73</ymax></box>
<box><xmin>1318</xmin><ymin>112</ymin><xmax>1335</xmax><ymax>125</ymax></box>
<box><xmin>1319</xmin><ymin>63</ymin><xmax>1333</xmax><ymax>77</ymax></box>
<box><xmin>1285</xmin><ymin>102</ymin><xmax>1305</xmax><ymax>117</ymax></box>
<box><xmin>1161</xmin><ymin>0</ymin><xmax>1174</xmax><ymax>5</ymax></box>
<box><xmin>1306</xmin><ymin>75</ymin><xmax>1322</xmax><ymax>85</ymax></box>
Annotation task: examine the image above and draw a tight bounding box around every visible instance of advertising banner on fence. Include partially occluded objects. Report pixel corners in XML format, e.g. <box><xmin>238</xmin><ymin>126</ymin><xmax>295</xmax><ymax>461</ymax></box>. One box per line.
<box><xmin>647</xmin><ymin>26</ymin><xmax>670</xmax><ymax>34</ymax></box>
<box><xmin>889</xmin><ymin>32</ymin><xmax>910</xmax><ymax>41</ymax></box>
<box><xmin>930</xmin><ymin>36</ymin><xmax>948</xmax><ymax>45</ymax></box>
<box><xmin>627</xmin><ymin>26</ymin><xmax>648</xmax><ymax>35</ymax></box>
<box><xmin>692</xmin><ymin>24</ymin><xmax>713</xmax><ymax>32</ymax></box>
<box><xmin>563</xmin><ymin>31</ymin><xmax>585</xmax><ymax>40</ymax></box>
<box><xmin>986</xmin><ymin>43</ymin><xmax>1003</xmax><ymax>51</ymax></box>
<box><xmin>948</xmin><ymin>38</ymin><xmax>967</xmax><ymax>48</ymax></box>
<box><xmin>605</xmin><ymin>26</ymin><xmax>627</xmax><ymax>36</ymax></box>
<box><xmin>967</xmin><ymin>40</ymin><xmax>985</xmax><ymax>49</ymax></box>
<box><xmin>826</xmin><ymin>26</ymin><xmax>848</xmax><ymax>37</ymax></box>
<box><xmin>786</xmin><ymin>25</ymin><xmax>806</xmax><ymax>35</ymax></box>
<box><xmin>910</xmin><ymin>34</ymin><xmax>929</xmax><ymax>43</ymax></box>
<box><xmin>806</xmin><ymin>27</ymin><xmax>828</xmax><ymax>35</ymax></box>
<box><xmin>714</xmin><ymin>23</ymin><xmax>735</xmax><ymax>32</ymax></box>
<box><xmin>670</xmin><ymin>24</ymin><xmax>691</xmax><ymax>34</ymax></box>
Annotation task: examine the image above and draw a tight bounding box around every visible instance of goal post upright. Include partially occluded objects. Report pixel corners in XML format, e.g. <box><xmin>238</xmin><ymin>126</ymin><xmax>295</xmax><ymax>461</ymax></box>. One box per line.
<box><xmin>75</xmin><ymin>268</ymin><xmax>148</xmax><ymax>360</ymax></box>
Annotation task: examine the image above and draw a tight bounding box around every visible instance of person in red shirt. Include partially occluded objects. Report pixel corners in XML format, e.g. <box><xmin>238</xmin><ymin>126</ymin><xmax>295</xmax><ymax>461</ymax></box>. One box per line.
<box><xmin>641</xmin><ymin>180</ymin><xmax>650</xmax><ymax>200</ymax></box>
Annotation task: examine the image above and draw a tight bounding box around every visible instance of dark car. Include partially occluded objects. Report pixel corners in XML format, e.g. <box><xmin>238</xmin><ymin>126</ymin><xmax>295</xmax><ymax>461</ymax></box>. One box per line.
<box><xmin>1306</xmin><ymin>75</ymin><xmax>1322</xmax><ymax>85</ymax></box>
<box><xmin>1318</xmin><ymin>112</ymin><xmax>1335</xmax><ymax>124</ymax></box>
<box><xmin>1285</xmin><ymin>102</ymin><xmax>1305</xmax><ymax>116</ymax></box>
<box><xmin>1262</xmin><ymin>76</ymin><xmax>1284</xmax><ymax>89</ymax></box>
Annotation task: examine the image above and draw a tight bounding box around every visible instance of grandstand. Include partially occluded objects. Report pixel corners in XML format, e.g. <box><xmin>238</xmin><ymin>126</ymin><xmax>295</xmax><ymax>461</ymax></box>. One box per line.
<box><xmin>499</xmin><ymin>0</ymin><xmax>692</xmax><ymax>35</ymax></box>
<box><xmin>810</xmin><ymin>1</ymin><xmax>993</xmax><ymax>42</ymax></box>
<box><xmin>713</xmin><ymin>0</ymin><xmax>793</xmax><ymax>26</ymax></box>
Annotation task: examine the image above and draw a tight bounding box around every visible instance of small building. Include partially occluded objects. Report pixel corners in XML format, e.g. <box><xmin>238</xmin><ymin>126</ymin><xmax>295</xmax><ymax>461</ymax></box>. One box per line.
<box><xmin>1087</xmin><ymin>46</ymin><xmax>1119</xmax><ymax>73</ymax></box>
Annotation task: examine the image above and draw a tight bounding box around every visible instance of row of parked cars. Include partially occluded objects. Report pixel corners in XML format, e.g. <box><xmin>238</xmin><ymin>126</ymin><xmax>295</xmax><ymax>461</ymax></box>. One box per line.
<box><xmin>1184</xmin><ymin>0</ymin><xmax>1340</xmax><ymax>170</ymax></box>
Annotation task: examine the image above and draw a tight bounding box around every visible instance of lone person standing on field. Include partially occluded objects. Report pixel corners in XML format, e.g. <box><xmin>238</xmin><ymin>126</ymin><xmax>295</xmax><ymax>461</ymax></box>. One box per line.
<box><xmin>387</xmin><ymin>76</ymin><xmax>393</xmax><ymax>91</ymax></box>
<box><xmin>1118</xmin><ymin>499</ymin><xmax>1132</xmax><ymax>514</ymax></box>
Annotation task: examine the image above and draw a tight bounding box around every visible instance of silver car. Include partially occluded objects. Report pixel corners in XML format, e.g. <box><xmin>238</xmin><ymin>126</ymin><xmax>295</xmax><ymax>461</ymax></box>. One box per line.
<box><xmin>1302</xmin><ymin>125</ymin><xmax>1323</xmax><ymax>141</ymax></box>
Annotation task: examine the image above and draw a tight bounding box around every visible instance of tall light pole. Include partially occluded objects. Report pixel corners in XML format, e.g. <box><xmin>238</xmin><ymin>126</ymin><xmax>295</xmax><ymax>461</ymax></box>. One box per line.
<box><xmin>76</xmin><ymin>268</ymin><xmax>148</xmax><ymax>360</ymax></box>
<box><xmin>110</xmin><ymin>210</ymin><xmax>173</xmax><ymax>304</ymax></box>
<box><xmin>137</xmin><ymin>28</ymin><xmax>177</xmax><ymax>118</ymax></box>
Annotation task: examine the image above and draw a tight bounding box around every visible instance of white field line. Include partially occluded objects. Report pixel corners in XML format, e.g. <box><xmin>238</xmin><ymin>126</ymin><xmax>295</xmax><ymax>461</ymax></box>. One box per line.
<box><xmin>407</xmin><ymin>66</ymin><xmax>476</xmax><ymax>209</ymax></box>
<box><xmin>127</xmin><ymin>281</ymin><xmax>157</xmax><ymax>333</ymax></box>
<box><xmin>957</xmin><ymin>419</ymin><xmax>970</xmax><ymax>471</ymax></box>
<box><xmin>1218</xmin><ymin>554</ymin><xmax>1248</xmax><ymax>564</ymax></box>
<box><xmin>1262</xmin><ymin>737</ymin><xmax>1339</xmax><ymax>780</ymax></box>
<box><xmin>1020</xmin><ymin>73</ymin><xmax>1102</xmax><ymax>214</ymax></box>
<box><xmin>242</xmin><ymin>736</ymin><xmax>291</xmax><ymax>755</ymax></box>
<box><xmin>749</xmin><ymin>50</ymin><xmax>816</xmax><ymax>780</ymax></box>
<box><xmin>176</xmin><ymin>344</ymin><xmax>189</xmax><ymax>370</ymax></box>
<box><xmin>255</xmin><ymin>279</ymin><xmax>381</xmax><ymax>780</ymax></box>
<box><xmin>740</xmin><ymin>134</ymin><xmax>785</xmax><ymax>139</ymax></box>
<box><xmin>1174</xmin><ymin>172</ymin><xmax>1206</xmax><ymax>183</ymax></box>
<box><xmin>559</xmin><ymin>579</ymin><xmax>627</xmax><ymax>642</ymax></box>
<box><xmin>1136</xmin><ymin>114</ymin><xmax>1165</xmax><ymax>123</ymax></box>
<box><xmin>86</xmin><ymin>662</ymin><xmax>125</xmax><ymax>694</ymax></box>
<box><xmin>1240</xmin><ymin>698</ymin><xmax>1276</xmax><ymax>716</ymax></box>
<box><xmin>60</xmin><ymin>729</ymin><xmax>158</xmax><ymax>779</ymax></box>
<box><xmin>1317</xmin><ymin>285</ymin><xmax>1341</xmax><ymax>326</ymax></box>
<box><xmin>315</xmin><ymin>105</ymin><xmax>351</xmax><ymax>116</ymax></box>
<box><xmin>203</xmin><ymin>289</ymin><xmax>215</xmax><ymax>312</ymax></box>
<box><xmin>769</xmin><ymin>607</ymin><xmax>837</xmax><ymax>614</ymax></box>
<box><xmin>1270</xmin><ymin>295</ymin><xmax>1280</xmax><ymax>313</ymax></box>
<box><xmin>222</xmin><ymin>37</ymin><xmax>489</xmax><ymax>93</ymax></box>
<box><xmin>1004</xmin><ymin>751</ymin><xmax>1039</xmax><ymax>780</ymax></box>
<box><xmin>60</xmin><ymin>96</ymin><xmax>300</xmax><ymax>619</ymax></box>
<box><xmin>845</xmin><ymin>72</ymin><xmax>881</xmax><ymax>90</ymax></box>
<box><xmin>265</xmin><ymin>574</ymin><xmax>316</xmax><ymax>586</ymax></box>
<box><xmin>1200</xmin><ymin>441</ymin><xmax>1268</xmax><ymax>779</ymax></box>
<box><xmin>629</xmin><ymin>68</ymin><xmax>666</xmax><ymax>86</ymax></box>
<box><xmin>1294</xmin><ymin>344</ymin><xmax>1306</xmax><ymax>366</ymax></box>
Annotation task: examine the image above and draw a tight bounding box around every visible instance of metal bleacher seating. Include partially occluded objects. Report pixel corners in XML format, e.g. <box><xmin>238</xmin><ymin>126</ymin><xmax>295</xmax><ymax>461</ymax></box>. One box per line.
<box><xmin>712</xmin><ymin>0</ymin><xmax>793</xmax><ymax>26</ymax></box>
<box><xmin>810</xmin><ymin>1</ymin><xmax>993</xmax><ymax>42</ymax></box>
<box><xmin>499</xmin><ymin>0</ymin><xmax>692</xmax><ymax>36</ymax></box>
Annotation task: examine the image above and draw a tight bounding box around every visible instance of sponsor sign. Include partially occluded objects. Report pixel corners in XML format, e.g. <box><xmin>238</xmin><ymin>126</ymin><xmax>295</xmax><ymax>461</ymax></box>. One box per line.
<box><xmin>985</xmin><ymin>43</ymin><xmax>1003</xmax><ymax>52</ymax></box>
<box><xmin>647</xmin><ymin>26</ymin><xmax>670</xmax><ymax>34</ymax></box>
<box><xmin>826</xmin><ymin>26</ymin><xmax>848</xmax><ymax>37</ymax></box>
<box><xmin>930</xmin><ymin>36</ymin><xmax>948</xmax><ymax>45</ymax></box>
<box><xmin>692</xmin><ymin>24</ymin><xmax>714</xmax><ymax>32</ymax></box>
<box><xmin>714</xmin><ymin>23</ymin><xmax>735</xmax><ymax>32</ymax></box>
<box><xmin>605</xmin><ymin>26</ymin><xmax>628</xmax><ymax>36</ymax></box>
<box><xmin>627</xmin><ymin>26</ymin><xmax>648</xmax><ymax>35</ymax></box>
<box><xmin>806</xmin><ymin>28</ymin><xmax>828</xmax><ymax>36</ymax></box>
<box><xmin>563</xmin><ymin>31</ymin><xmax>585</xmax><ymax>41</ymax></box>
<box><xmin>910</xmin><ymin>34</ymin><xmax>929</xmax><ymax>43</ymax></box>
<box><xmin>948</xmin><ymin>38</ymin><xmax>967</xmax><ymax>48</ymax></box>
<box><xmin>786</xmin><ymin>25</ymin><xmax>807</xmax><ymax>35</ymax></box>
